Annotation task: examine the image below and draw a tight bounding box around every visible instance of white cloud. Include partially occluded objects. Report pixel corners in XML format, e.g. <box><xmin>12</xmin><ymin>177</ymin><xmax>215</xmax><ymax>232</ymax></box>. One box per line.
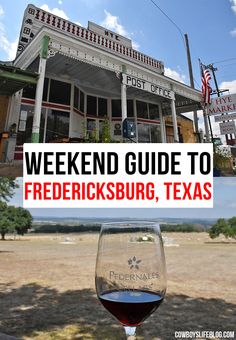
<box><xmin>230</xmin><ymin>1</ymin><xmax>236</xmax><ymax>36</ymax></box>
<box><xmin>0</xmin><ymin>9</ymin><xmax>18</xmax><ymax>60</ymax></box>
<box><xmin>40</xmin><ymin>4</ymin><xmax>69</xmax><ymax>20</ymax></box>
<box><xmin>102</xmin><ymin>10</ymin><xmax>127</xmax><ymax>36</ymax></box>
<box><xmin>164</xmin><ymin>67</ymin><xmax>186</xmax><ymax>83</ymax></box>
<box><xmin>220</xmin><ymin>79</ymin><xmax>236</xmax><ymax>94</ymax></box>
<box><xmin>230</xmin><ymin>0</ymin><xmax>236</xmax><ymax>13</ymax></box>
<box><xmin>40</xmin><ymin>5</ymin><xmax>83</xmax><ymax>27</ymax></box>
<box><xmin>0</xmin><ymin>5</ymin><xmax>4</xmax><ymax>17</ymax></box>
<box><xmin>75</xmin><ymin>21</ymin><xmax>83</xmax><ymax>27</ymax></box>
<box><xmin>101</xmin><ymin>10</ymin><xmax>140</xmax><ymax>50</ymax></box>
<box><xmin>0</xmin><ymin>22</ymin><xmax>18</xmax><ymax>60</ymax></box>
<box><xmin>132</xmin><ymin>41</ymin><xmax>140</xmax><ymax>50</ymax></box>
<box><xmin>7</xmin><ymin>39</ymin><xmax>18</xmax><ymax>60</ymax></box>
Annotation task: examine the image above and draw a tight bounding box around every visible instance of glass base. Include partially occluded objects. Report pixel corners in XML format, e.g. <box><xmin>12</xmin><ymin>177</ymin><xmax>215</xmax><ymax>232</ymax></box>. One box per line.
<box><xmin>124</xmin><ymin>326</ymin><xmax>136</xmax><ymax>339</ymax></box>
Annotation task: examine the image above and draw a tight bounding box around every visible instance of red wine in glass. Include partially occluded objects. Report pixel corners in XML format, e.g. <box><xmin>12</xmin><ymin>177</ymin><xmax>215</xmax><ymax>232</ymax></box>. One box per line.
<box><xmin>99</xmin><ymin>289</ymin><xmax>164</xmax><ymax>327</ymax></box>
<box><xmin>95</xmin><ymin>221</ymin><xmax>167</xmax><ymax>339</ymax></box>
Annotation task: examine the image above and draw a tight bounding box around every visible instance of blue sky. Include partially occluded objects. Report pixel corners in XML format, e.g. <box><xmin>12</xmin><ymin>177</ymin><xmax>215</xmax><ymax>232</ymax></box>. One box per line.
<box><xmin>10</xmin><ymin>177</ymin><xmax>236</xmax><ymax>219</ymax></box>
<box><xmin>0</xmin><ymin>0</ymin><xmax>236</xmax><ymax>136</ymax></box>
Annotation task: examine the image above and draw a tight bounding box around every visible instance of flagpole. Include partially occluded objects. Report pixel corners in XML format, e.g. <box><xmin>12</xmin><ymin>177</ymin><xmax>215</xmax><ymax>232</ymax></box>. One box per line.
<box><xmin>184</xmin><ymin>34</ymin><xmax>199</xmax><ymax>142</ymax></box>
<box><xmin>199</xmin><ymin>59</ymin><xmax>214</xmax><ymax>145</ymax></box>
<box><xmin>206</xmin><ymin>106</ymin><xmax>215</xmax><ymax>149</ymax></box>
<box><xmin>203</xmin><ymin>107</ymin><xmax>210</xmax><ymax>142</ymax></box>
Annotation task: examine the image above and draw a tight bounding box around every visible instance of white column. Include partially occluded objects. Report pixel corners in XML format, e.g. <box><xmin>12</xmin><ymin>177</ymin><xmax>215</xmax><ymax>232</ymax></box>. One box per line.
<box><xmin>121</xmin><ymin>83</ymin><xmax>127</xmax><ymax>122</ymax></box>
<box><xmin>171</xmin><ymin>98</ymin><xmax>179</xmax><ymax>142</ymax></box>
<box><xmin>32</xmin><ymin>57</ymin><xmax>47</xmax><ymax>142</ymax></box>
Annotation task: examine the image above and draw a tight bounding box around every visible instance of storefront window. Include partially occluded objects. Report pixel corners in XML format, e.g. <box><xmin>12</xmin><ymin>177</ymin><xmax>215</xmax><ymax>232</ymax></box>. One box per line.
<box><xmin>137</xmin><ymin>100</ymin><xmax>148</xmax><ymax>119</ymax></box>
<box><xmin>42</xmin><ymin>78</ymin><xmax>49</xmax><ymax>101</ymax></box>
<box><xmin>127</xmin><ymin>100</ymin><xmax>134</xmax><ymax>117</ymax></box>
<box><xmin>80</xmin><ymin>90</ymin><xmax>84</xmax><ymax>112</ymax></box>
<box><xmin>99</xmin><ymin>120</ymin><xmax>104</xmax><ymax>141</ymax></box>
<box><xmin>49</xmin><ymin>79</ymin><xmax>71</xmax><ymax>105</ymax></box>
<box><xmin>17</xmin><ymin>105</ymin><xmax>34</xmax><ymax>144</ymax></box>
<box><xmin>45</xmin><ymin>109</ymin><xmax>69</xmax><ymax>142</ymax></box>
<box><xmin>98</xmin><ymin>98</ymin><xmax>107</xmax><ymax>117</ymax></box>
<box><xmin>149</xmin><ymin>103</ymin><xmax>159</xmax><ymax>120</ymax></box>
<box><xmin>112</xmin><ymin>99</ymin><xmax>134</xmax><ymax>117</ymax></box>
<box><xmin>22</xmin><ymin>78</ymin><xmax>48</xmax><ymax>102</ymax></box>
<box><xmin>138</xmin><ymin>123</ymin><xmax>161</xmax><ymax>143</ymax></box>
<box><xmin>87</xmin><ymin>119</ymin><xmax>97</xmax><ymax>140</ymax></box>
<box><xmin>112</xmin><ymin>99</ymin><xmax>121</xmax><ymax>117</ymax></box>
<box><xmin>17</xmin><ymin>105</ymin><xmax>46</xmax><ymax>144</ymax></box>
<box><xmin>150</xmin><ymin>125</ymin><xmax>161</xmax><ymax>142</ymax></box>
<box><xmin>87</xmin><ymin>95</ymin><xmax>97</xmax><ymax>116</ymax></box>
<box><xmin>22</xmin><ymin>84</ymin><xmax>36</xmax><ymax>99</ymax></box>
<box><xmin>74</xmin><ymin>86</ymin><xmax>79</xmax><ymax>109</ymax></box>
<box><xmin>39</xmin><ymin>110</ymin><xmax>46</xmax><ymax>143</ymax></box>
<box><xmin>138</xmin><ymin>124</ymin><xmax>150</xmax><ymax>142</ymax></box>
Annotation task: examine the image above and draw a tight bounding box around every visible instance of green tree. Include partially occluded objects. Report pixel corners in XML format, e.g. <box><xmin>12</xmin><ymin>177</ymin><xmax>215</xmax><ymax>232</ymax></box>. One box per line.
<box><xmin>209</xmin><ymin>217</ymin><xmax>236</xmax><ymax>239</ymax></box>
<box><xmin>14</xmin><ymin>207</ymin><xmax>33</xmax><ymax>236</ymax></box>
<box><xmin>227</xmin><ymin>217</ymin><xmax>236</xmax><ymax>238</ymax></box>
<box><xmin>0</xmin><ymin>177</ymin><xmax>19</xmax><ymax>202</ymax></box>
<box><xmin>0</xmin><ymin>202</ymin><xmax>15</xmax><ymax>240</ymax></box>
<box><xmin>0</xmin><ymin>204</ymin><xmax>32</xmax><ymax>240</ymax></box>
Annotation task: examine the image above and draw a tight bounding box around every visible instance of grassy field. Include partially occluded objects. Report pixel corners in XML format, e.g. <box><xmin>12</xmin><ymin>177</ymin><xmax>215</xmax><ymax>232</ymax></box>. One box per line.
<box><xmin>0</xmin><ymin>232</ymin><xmax>235</xmax><ymax>340</ymax></box>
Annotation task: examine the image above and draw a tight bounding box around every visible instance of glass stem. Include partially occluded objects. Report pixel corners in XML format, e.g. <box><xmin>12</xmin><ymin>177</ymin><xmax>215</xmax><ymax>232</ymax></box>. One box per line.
<box><xmin>124</xmin><ymin>326</ymin><xmax>136</xmax><ymax>340</ymax></box>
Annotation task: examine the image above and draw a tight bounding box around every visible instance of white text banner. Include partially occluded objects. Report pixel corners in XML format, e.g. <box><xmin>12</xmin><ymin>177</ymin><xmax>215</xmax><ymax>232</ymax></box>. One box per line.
<box><xmin>23</xmin><ymin>143</ymin><xmax>213</xmax><ymax>208</ymax></box>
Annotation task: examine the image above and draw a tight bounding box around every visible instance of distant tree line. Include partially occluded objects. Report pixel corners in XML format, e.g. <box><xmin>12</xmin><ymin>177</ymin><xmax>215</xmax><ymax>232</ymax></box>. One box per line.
<box><xmin>160</xmin><ymin>223</ymin><xmax>205</xmax><ymax>232</ymax></box>
<box><xmin>32</xmin><ymin>223</ymin><xmax>205</xmax><ymax>234</ymax></box>
<box><xmin>209</xmin><ymin>217</ymin><xmax>236</xmax><ymax>239</ymax></box>
<box><xmin>33</xmin><ymin>224</ymin><xmax>101</xmax><ymax>233</ymax></box>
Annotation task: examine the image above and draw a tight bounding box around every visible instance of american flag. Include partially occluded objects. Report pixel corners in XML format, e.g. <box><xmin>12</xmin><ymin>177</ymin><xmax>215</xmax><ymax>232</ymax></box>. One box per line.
<box><xmin>201</xmin><ymin>64</ymin><xmax>212</xmax><ymax>105</ymax></box>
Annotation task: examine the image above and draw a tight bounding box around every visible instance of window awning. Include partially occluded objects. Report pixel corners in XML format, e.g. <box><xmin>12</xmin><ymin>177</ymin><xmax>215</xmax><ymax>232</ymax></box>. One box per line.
<box><xmin>0</xmin><ymin>63</ymin><xmax>38</xmax><ymax>96</ymax></box>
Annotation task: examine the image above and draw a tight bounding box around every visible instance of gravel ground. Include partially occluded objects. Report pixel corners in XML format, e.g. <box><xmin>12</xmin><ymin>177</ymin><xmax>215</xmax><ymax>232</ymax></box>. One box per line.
<box><xmin>0</xmin><ymin>233</ymin><xmax>235</xmax><ymax>340</ymax></box>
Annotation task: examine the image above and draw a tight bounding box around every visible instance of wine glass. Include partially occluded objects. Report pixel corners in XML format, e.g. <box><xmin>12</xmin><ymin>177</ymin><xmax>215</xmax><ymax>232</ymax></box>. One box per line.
<box><xmin>95</xmin><ymin>221</ymin><xmax>167</xmax><ymax>339</ymax></box>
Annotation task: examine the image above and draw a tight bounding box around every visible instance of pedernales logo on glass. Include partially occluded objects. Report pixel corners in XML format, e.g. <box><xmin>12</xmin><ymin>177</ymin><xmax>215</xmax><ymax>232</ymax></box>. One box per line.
<box><xmin>109</xmin><ymin>257</ymin><xmax>159</xmax><ymax>282</ymax></box>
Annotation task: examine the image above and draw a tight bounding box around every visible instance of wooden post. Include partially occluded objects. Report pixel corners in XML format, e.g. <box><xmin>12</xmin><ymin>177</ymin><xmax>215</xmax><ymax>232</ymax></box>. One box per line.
<box><xmin>185</xmin><ymin>34</ymin><xmax>199</xmax><ymax>141</ymax></box>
